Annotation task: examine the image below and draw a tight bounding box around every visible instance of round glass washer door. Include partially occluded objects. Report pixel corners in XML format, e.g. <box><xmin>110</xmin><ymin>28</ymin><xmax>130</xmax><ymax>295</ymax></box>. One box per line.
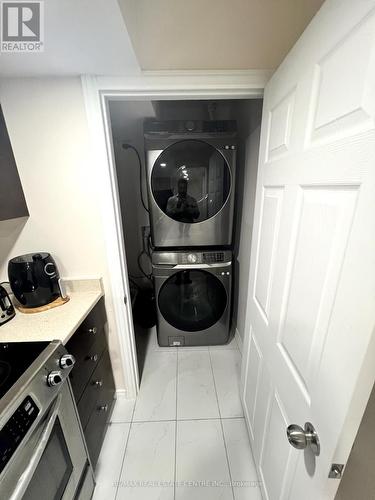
<box><xmin>151</xmin><ymin>140</ymin><xmax>231</xmax><ymax>224</ymax></box>
<box><xmin>158</xmin><ymin>270</ymin><xmax>228</xmax><ymax>332</ymax></box>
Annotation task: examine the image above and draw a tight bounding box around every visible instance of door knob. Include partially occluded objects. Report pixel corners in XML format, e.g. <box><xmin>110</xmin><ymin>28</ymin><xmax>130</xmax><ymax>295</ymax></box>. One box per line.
<box><xmin>287</xmin><ymin>422</ymin><xmax>320</xmax><ymax>456</ymax></box>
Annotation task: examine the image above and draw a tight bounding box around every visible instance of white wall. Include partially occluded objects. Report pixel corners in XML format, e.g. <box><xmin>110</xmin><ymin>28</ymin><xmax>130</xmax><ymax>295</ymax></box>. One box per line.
<box><xmin>0</xmin><ymin>77</ymin><xmax>126</xmax><ymax>389</ymax></box>
<box><xmin>0</xmin><ymin>77</ymin><xmax>103</xmax><ymax>278</ymax></box>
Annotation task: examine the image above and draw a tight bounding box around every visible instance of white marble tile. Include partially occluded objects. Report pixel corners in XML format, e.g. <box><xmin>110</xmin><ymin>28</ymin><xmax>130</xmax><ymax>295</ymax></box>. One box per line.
<box><xmin>92</xmin><ymin>423</ymin><xmax>130</xmax><ymax>500</ymax></box>
<box><xmin>208</xmin><ymin>335</ymin><xmax>239</xmax><ymax>351</ymax></box>
<box><xmin>222</xmin><ymin>419</ymin><xmax>262</xmax><ymax>500</ymax></box>
<box><xmin>177</xmin><ymin>345</ymin><xmax>209</xmax><ymax>351</ymax></box>
<box><xmin>177</xmin><ymin>350</ymin><xmax>219</xmax><ymax>420</ymax></box>
<box><xmin>133</xmin><ymin>351</ymin><xmax>177</xmax><ymax>422</ymax></box>
<box><xmin>110</xmin><ymin>395</ymin><xmax>135</xmax><ymax>423</ymax></box>
<box><xmin>116</xmin><ymin>421</ymin><xmax>175</xmax><ymax>500</ymax></box>
<box><xmin>210</xmin><ymin>350</ymin><xmax>243</xmax><ymax>418</ymax></box>
<box><xmin>176</xmin><ymin>419</ymin><xmax>233</xmax><ymax>500</ymax></box>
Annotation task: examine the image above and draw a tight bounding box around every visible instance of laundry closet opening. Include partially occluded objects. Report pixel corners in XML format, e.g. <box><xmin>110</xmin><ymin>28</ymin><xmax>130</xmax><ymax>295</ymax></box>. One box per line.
<box><xmin>108</xmin><ymin>98</ymin><xmax>262</xmax><ymax>380</ymax></box>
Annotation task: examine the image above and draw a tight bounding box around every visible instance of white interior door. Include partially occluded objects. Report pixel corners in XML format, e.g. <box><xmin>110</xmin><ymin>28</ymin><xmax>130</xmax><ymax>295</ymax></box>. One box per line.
<box><xmin>241</xmin><ymin>1</ymin><xmax>375</xmax><ymax>499</ymax></box>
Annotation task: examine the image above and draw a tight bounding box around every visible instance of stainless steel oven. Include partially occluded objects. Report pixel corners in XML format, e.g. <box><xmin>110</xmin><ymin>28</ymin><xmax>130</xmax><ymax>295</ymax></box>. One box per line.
<box><xmin>0</xmin><ymin>340</ymin><xmax>94</xmax><ymax>500</ymax></box>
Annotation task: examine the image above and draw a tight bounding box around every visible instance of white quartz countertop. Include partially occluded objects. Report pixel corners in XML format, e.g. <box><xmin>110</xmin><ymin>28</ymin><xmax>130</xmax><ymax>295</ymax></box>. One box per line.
<box><xmin>0</xmin><ymin>279</ymin><xmax>104</xmax><ymax>345</ymax></box>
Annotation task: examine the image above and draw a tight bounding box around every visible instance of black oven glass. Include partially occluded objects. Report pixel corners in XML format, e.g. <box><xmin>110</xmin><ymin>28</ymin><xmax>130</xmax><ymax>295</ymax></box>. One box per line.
<box><xmin>158</xmin><ymin>270</ymin><xmax>227</xmax><ymax>332</ymax></box>
<box><xmin>151</xmin><ymin>140</ymin><xmax>231</xmax><ymax>224</ymax></box>
<box><xmin>23</xmin><ymin>418</ymin><xmax>73</xmax><ymax>500</ymax></box>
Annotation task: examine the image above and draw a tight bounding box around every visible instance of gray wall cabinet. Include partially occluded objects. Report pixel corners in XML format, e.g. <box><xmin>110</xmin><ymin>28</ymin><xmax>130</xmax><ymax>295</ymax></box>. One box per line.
<box><xmin>0</xmin><ymin>105</ymin><xmax>29</xmax><ymax>221</ymax></box>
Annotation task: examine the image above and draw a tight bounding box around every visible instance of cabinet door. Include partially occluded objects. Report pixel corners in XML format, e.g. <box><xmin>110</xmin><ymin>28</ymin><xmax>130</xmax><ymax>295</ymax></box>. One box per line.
<box><xmin>0</xmin><ymin>105</ymin><xmax>28</xmax><ymax>221</ymax></box>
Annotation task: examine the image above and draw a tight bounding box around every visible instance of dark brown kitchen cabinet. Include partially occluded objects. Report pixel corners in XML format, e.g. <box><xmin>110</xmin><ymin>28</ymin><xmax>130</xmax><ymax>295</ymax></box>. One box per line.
<box><xmin>0</xmin><ymin>105</ymin><xmax>29</xmax><ymax>221</ymax></box>
<box><xmin>66</xmin><ymin>298</ymin><xmax>115</xmax><ymax>468</ymax></box>
<box><xmin>82</xmin><ymin>351</ymin><xmax>116</xmax><ymax>466</ymax></box>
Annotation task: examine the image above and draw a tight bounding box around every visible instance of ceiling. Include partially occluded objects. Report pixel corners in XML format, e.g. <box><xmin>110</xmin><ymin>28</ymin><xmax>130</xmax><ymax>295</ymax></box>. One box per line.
<box><xmin>0</xmin><ymin>0</ymin><xmax>140</xmax><ymax>77</ymax></box>
<box><xmin>0</xmin><ymin>0</ymin><xmax>324</xmax><ymax>77</ymax></box>
<box><xmin>119</xmin><ymin>0</ymin><xmax>324</xmax><ymax>71</ymax></box>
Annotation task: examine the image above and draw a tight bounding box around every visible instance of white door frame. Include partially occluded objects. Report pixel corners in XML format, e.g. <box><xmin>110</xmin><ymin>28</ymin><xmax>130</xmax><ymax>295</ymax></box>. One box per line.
<box><xmin>81</xmin><ymin>71</ymin><xmax>270</xmax><ymax>398</ymax></box>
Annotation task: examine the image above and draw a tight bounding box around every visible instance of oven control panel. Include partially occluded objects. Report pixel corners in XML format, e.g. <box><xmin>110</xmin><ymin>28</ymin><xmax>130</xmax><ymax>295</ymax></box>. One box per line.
<box><xmin>0</xmin><ymin>396</ymin><xmax>39</xmax><ymax>474</ymax></box>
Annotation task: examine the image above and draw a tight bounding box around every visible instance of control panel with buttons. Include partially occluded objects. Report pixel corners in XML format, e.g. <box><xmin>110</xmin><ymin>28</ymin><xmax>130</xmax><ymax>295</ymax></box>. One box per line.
<box><xmin>180</xmin><ymin>252</ymin><xmax>226</xmax><ymax>265</ymax></box>
<box><xmin>203</xmin><ymin>252</ymin><xmax>225</xmax><ymax>264</ymax></box>
<box><xmin>0</xmin><ymin>396</ymin><xmax>39</xmax><ymax>474</ymax></box>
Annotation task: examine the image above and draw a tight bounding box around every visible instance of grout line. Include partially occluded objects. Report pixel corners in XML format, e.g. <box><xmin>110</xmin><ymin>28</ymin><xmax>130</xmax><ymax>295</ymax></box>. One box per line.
<box><xmin>208</xmin><ymin>349</ymin><xmax>236</xmax><ymax>500</ymax></box>
<box><xmin>174</xmin><ymin>347</ymin><xmax>179</xmax><ymax>500</ymax></box>
<box><xmin>114</xmin><ymin>416</ymin><xmax>244</xmax><ymax>424</ymax></box>
<box><xmin>213</xmin><ymin>415</ymin><xmax>244</xmax><ymax>420</ymax></box>
<box><xmin>131</xmin><ymin>418</ymin><xmax>176</xmax><ymax>424</ymax></box>
<box><xmin>114</xmin><ymin>393</ymin><xmax>137</xmax><ymax>500</ymax></box>
<box><xmin>176</xmin><ymin>415</ymin><xmax>244</xmax><ymax>422</ymax></box>
<box><xmin>208</xmin><ymin>349</ymin><xmax>221</xmax><ymax>420</ymax></box>
<box><xmin>110</xmin><ymin>420</ymin><xmax>133</xmax><ymax>424</ymax></box>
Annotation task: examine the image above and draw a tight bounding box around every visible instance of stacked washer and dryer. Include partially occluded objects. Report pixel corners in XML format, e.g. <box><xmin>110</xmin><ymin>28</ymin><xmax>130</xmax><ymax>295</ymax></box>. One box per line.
<box><xmin>144</xmin><ymin>120</ymin><xmax>237</xmax><ymax>347</ymax></box>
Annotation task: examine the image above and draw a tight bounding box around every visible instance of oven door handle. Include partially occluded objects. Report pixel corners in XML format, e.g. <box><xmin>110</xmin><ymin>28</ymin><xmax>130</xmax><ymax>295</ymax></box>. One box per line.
<box><xmin>9</xmin><ymin>393</ymin><xmax>62</xmax><ymax>500</ymax></box>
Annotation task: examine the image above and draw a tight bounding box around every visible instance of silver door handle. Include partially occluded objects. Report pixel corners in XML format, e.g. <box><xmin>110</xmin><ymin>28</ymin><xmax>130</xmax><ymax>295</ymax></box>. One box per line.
<box><xmin>9</xmin><ymin>394</ymin><xmax>62</xmax><ymax>500</ymax></box>
<box><xmin>287</xmin><ymin>422</ymin><xmax>320</xmax><ymax>456</ymax></box>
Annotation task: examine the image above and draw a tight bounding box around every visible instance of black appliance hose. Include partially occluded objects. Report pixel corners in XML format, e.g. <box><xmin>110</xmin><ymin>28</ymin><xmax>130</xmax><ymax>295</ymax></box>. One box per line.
<box><xmin>122</xmin><ymin>143</ymin><xmax>149</xmax><ymax>213</ymax></box>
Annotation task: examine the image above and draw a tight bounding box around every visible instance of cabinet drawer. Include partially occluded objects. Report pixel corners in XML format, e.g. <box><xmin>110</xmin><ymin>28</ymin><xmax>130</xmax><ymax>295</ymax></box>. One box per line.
<box><xmin>69</xmin><ymin>329</ymin><xmax>107</xmax><ymax>402</ymax></box>
<box><xmin>67</xmin><ymin>298</ymin><xmax>106</xmax><ymax>362</ymax></box>
<box><xmin>77</xmin><ymin>298</ymin><xmax>106</xmax><ymax>337</ymax></box>
<box><xmin>77</xmin><ymin>349</ymin><xmax>114</xmax><ymax>429</ymax></box>
<box><xmin>84</xmin><ymin>352</ymin><xmax>115</xmax><ymax>467</ymax></box>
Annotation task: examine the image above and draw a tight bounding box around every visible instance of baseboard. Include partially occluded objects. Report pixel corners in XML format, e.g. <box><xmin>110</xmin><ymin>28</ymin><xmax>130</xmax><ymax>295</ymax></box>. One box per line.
<box><xmin>235</xmin><ymin>328</ymin><xmax>243</xmax><ymax>354</ymax></box>
<box><xmin>115</xmin><ymin>389</ymin><xmax>129</xmax><ymax>399</ymax></box>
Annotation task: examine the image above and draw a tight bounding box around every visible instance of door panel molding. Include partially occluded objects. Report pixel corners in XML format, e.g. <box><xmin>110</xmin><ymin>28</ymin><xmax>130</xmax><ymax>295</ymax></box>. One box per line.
<box><xmin>253</xmin><ymin>187</ymin><xmax>284</xmax><ymax>324</ymax></box>
<box><xmin>306</xmin><ymin>8</ymin><xmax>375</xmax><ymax>146</ymax></box>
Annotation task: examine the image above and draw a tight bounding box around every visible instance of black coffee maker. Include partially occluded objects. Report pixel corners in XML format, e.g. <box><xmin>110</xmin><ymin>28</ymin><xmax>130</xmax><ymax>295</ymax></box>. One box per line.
<box><xmin>8</xmin><ymin>253</ymin><xmax>61</xmax><ymax>308</ymax></box>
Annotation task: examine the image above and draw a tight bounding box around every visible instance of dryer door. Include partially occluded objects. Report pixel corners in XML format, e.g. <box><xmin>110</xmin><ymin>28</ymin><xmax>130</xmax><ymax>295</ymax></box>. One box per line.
<box><xmin>151</xmin><ymin>140</ymin><xmax>231</xmax><ymax>224</ymax></box>
<box><xmin>158</xmin><ymin>269</ymin><xmax>227</xmax><ymax>332</ymax></box>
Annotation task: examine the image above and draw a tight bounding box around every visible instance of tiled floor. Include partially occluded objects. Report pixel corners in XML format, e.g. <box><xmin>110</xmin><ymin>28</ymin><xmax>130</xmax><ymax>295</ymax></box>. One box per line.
<box><xmin>93</xmin><ymin>328</ymin><xmax>262</xmax><ymax>500</ymax></box>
